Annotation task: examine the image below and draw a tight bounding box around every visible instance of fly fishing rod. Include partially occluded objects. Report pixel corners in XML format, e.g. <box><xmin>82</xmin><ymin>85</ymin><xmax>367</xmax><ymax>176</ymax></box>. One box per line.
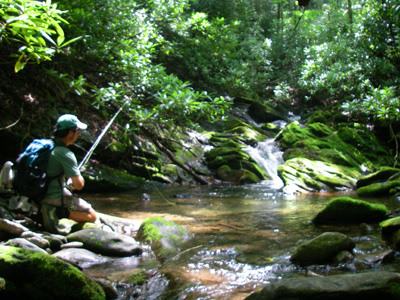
<box><xmin>79</xmin><ymin>99</ymin><xmax>130</xmax><ymax>171</ymax></box>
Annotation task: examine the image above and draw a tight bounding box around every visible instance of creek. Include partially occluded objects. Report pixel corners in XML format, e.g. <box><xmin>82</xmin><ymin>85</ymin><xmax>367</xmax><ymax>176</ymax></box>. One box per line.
<box><xmin>82</xmin><ymin>140</ymin><xmax>400</xmax><ymax>300</ymax></box>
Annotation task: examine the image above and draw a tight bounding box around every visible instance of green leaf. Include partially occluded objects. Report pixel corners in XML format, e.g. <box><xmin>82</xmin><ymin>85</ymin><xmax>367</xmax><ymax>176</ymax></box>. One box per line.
<box><xmin>14</xmin><ymin>53</ymin><xmax>26</xmax><ymax>73</ymax></box>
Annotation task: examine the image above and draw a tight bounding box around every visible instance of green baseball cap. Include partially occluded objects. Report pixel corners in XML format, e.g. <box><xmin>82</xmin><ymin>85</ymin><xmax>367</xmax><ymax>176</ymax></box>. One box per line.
<box><xmin>57</xmin><ymin>114</ymin><xmax>88</xmax><ymax>131</ymax></box>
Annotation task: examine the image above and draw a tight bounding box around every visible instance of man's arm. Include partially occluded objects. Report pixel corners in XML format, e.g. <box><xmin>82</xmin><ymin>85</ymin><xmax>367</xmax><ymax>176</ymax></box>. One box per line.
<box><xmin>69</xmin><ymin>175</ymin><xmax>85</xmax><ymax>190</ymax></box>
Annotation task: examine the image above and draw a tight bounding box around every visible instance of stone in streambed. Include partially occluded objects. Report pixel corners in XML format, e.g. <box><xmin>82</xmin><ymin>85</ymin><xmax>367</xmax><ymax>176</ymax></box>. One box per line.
<box><xmin>67</xmin><ymin>229</ymin><xmax>143</xmax><ymax>257</ymax></box>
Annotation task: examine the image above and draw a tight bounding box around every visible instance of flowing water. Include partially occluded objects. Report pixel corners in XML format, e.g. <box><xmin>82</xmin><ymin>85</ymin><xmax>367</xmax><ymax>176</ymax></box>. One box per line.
<box><xmin>82</xmin><ymin>140</ymin><xmax>400</xmax><ymax>300</ymax></box>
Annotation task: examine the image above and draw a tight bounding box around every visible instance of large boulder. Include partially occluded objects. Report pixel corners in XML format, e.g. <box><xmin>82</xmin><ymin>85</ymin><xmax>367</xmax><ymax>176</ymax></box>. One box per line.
<box><xmin>136</xmin><ymin>217</ymin><xmax>193</xmax><ymax>262</ymax></box>
<box><xmin>313</xmin><ymin>197</ymin><xmax>389</xmax><ymax>225</ymax></box>
<box><xmin>357</xmin><ymin>179</ymin><xmax>400</xmax><ymax>197</ymax></box>
<box><xmin>277</xmin><ymin>158</ymin><xmax>358</xmax><ymax>194</ymax></box>
<box><xmin>0</xmin><ymin>245</ymin><xmax>105</xmax><ymax>300</ymax></box>
<box><xmin>245</xmin><ymin>271</ymin><xmax>400</xmax><ymax>300</ymax></box>
<box><xmin>67</xmin><ymin>229</ymin><xmax>143</xmax><ymax>257</ymax></box>
<box><xmin>275</xmin><ymin>121</ymin><xmax>394</xmax><ymax>193</ymax></box>
<box><xmin>290</xmin><ymin>232</ymin><xmax>355</xmax><ymax>266</ymax></box>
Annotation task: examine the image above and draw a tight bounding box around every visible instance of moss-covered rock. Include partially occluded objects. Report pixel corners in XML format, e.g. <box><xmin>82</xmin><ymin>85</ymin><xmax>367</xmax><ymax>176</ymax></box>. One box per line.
<box><xmin>83</xmin><ymin>163</ymin><xmax>145</xmax><ymax>193</ymax></box>
<box><xmin>0</xmin><ymin>245</ymin><xmax>105</xmax><ymax>300</ymax></box>
<box><xmin>357</xmin><ymin>179</ymin><xmax>400</xmax><ymax>197</ymax></box>
<box><xmin>277</xmin><ymin>158</ymin><xmax>359</xmax><ymax>194</ymax></box>
<box><xmin>357</xmin><ymin>167</ymin><xmax>400</xmax><ymax>188</ymax></box>
<box><xmin>380</xmin><ymin>216</ymin><xmax>400</xmax><ymax>237</ymax></box>
<box><xmin>136</xmin><ymin>217</ymin><xmax>193</xmax><ymax>262</ymax></box>
<box><xmin>290</xmin><ymin>232</ymin><xmax>355</xmax><ymax>266</ymax></box>
<box><xmin>313</xmin><ymin>197</ymin><xmax>389</xmax><ymax>225</ymax></box>
<box><xmin>274</xmin><ymin>119</ymin><xmax>395</xmax><ymax>193</ymax></box>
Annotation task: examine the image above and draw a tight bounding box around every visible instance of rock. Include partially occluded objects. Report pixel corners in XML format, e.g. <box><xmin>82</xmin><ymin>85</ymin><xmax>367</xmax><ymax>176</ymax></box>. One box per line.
<box><xmin>136</xmin><ymin>217</ymin><xmax>193</xmax><ymax>262</ymax></box>
<box><xmin>26</xmin><ymin>236</ymin><xmax>50</xmax><ymax>249</ymax></box>
<box><xmin>290</xmin><ymin>232</ymin><xmax>355</xmax><ymax>266</ymax></box>
<box><xmin>248</xmin><ymin>102</ymin><xmax>287</xmax><ymax>123</ymax></box>
<box><xmin>61</xmin><ymin>241</ymin><xmax>85</xmax><ymax>249</ymax></box>
<box><xmin>313</xmin><ymin>197</ymin><xmax>389</xmax><ymax>224</ymax></box>
<box><xmin>0</xmin><ymin>218</ymin><xmax>30</xmax><ymax>236</ymax></box>
<box><xmin>245</xmin><ymin>271</ymin><xmax>400</xmax><ymax>300</ymax></box>
<box><xmin>0</xmin><ymin>245</ymin><xmax>105</xmax><ymax>300</ymax></box>
<box><xmin>277</xmin><ymin>158</ymin><xmax>358</xmax><ymax>194</ymax></box>
<box><xmin>52</xmin><ymin>248</ymin><xmax>109</xmax><ymax>269</ymax></box>
<box><xmin>380</xmin><ymin>216</ymin><xmax>400</xmax><ymax>236</ymax></box>
<box><xmin>357</xmin><ymin>167</ymin><xmax>400</xmax><ymax>188</ymax></box>
<box><xmin>67</xmin><ymin>229</ymin><xmax>143</xmax><ymax>257</ymax></box>
<box><xmin>5</xmin><ymin>238</ymin><xmax>48</xmax><ymax>254</ymax></box>
<box><xmin>357</xmin><ymin>179</ymin><xmax>400</xmax><ymax>197</ymax></box>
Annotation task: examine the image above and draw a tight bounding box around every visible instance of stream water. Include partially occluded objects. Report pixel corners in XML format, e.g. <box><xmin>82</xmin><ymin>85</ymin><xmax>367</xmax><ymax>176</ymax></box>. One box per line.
<box><xmin>82</xmin><ymin>140</ymin><xmax>400</xmax><ymax>300</ymax></box>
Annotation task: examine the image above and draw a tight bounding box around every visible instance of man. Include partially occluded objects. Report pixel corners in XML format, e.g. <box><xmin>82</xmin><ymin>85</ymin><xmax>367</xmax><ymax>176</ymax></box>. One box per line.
<box><xmin>41</xmin><ymin>114</ymin><xmax>97</xmax><ymax>233</ymax></box>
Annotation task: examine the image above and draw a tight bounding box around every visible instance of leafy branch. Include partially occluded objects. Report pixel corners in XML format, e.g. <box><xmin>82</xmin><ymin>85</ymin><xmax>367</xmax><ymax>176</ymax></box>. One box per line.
<box><xmin>0</xmin><ymin>0</ymin><xmax>81</xmax><ymax>72</ymax></box>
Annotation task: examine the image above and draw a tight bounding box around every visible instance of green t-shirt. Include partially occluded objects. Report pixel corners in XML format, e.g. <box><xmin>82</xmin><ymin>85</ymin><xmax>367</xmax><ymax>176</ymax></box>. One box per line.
<box><xmin>44</xmin><ymin>139</ymin><xmax>81</xmax><ymax>199</ymax></box>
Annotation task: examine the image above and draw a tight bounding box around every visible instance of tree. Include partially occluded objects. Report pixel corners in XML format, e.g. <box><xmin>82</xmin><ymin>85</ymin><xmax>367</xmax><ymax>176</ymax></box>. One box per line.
<box><xmin>0</xmin><ymin>0</ymin><xmax>80</xmax><ymax>72</ymax></box>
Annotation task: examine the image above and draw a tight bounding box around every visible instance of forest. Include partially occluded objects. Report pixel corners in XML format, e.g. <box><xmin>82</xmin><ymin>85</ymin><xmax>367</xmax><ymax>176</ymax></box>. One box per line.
<box><xmin>0</xmin><ymin>0</ymin><xmax>399</xmax><ymax>184</ymax></box>
<box><xmin>2</xmin><ymin>1</ymin><xmax>400</xmax><ymax>299</ymax></box>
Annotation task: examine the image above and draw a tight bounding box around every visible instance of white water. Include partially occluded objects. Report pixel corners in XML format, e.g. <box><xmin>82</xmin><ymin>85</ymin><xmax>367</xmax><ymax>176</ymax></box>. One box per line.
<box><xmin>244</xmin><ymin>139</ymin><xmax>285</xmax><ymax>189</ymax></box>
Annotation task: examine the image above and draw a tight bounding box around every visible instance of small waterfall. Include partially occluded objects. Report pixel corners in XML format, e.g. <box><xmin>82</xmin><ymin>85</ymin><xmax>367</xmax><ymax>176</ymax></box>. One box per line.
<box><xmin>244</xmin><ymin>139</ymin><xmax>284</xmax><ymax>189</ymax></box>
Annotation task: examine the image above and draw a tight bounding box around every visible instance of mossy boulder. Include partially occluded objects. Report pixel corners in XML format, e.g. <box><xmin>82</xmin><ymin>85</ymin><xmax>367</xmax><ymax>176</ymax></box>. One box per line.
<box><xmin>290</xmin><ymin>232</ymin><xmax>355</xmax><ymax>266</ymax></box>
<box><xmin>277</xmin><ymin>158</ymin><xmax>359</xmax><ymax>194</ymax></box>
<box><xmin>217</xmin><ymin>166</ymin><xmax>262</xmax><ymax>184</ymax></box>
<box><xmin>205</xmin><ymin>144</ymin><xmax>270</xmax><ymax>183</ymax></box>
<box><xmin>380</xmin><ymin>217</ymin><xmax>400</xmax><ymax>237</ymax></box>
<box><xmin>357</xmin><ymin>179</ymin><xmax>400</xmax><ymax>197</ymax></box>
<box><xmin>83</xmin><ymin>163</ymin><xmax>145</xmax><ymax>193</ymax></box>
<box><xmin>357</xmin><ymin>167</ymin><xmax>400</xmax><ymax>188</ymax></box>
<box><xmin>0</xmin><ymin>245</ymin><xmax>105</xmax><ymax>300</ymax></box>
<box><xmin>313</xmin><ymin>197</ymin><xmax>389</xmax><ymax>225</ymax></box>
<box><xmin>136</xmin><ymin>217</ymin><xmax>193</xmax><ymax>262</ymax></box>
<box><xmin>275</xmin><ymin>121</ymin><xmax>394</xmax><ymax>186</ymax></box>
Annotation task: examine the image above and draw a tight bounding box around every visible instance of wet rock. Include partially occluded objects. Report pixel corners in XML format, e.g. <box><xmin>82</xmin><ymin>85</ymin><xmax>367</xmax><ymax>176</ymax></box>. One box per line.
<box><xmin>332</xmin><ymin>250</ymin><xmax>354</xmax><ymax>264</ymax></box>
<box><xmin>313</xmin><ymin>197</ymin><xmax>389</xmax><ymax>225</ymax></box>
<box><xmin>67</xmin><ymin>229</ymin><xmax>143</xmax><ymax>257</ymax></box>
<box><xmin>0</xmin><ymin>245</ymin><xmax>105</xmax><ymax>300</ymax></box>
<box><xmin>136</xmin><ymin>217</ymin><xmax>193</xmax><ymax>262</ymax></box>
<box><xmin>52</xmin><ymin>248</ymin><xmax>109</xmax><ymax>269</ymax></box>
<box><xmin>245</xmin><ymin>271</ymin><xmax>400</xmax><ymax>300</ymax></box>
<box><xmin>290</xmin><ymin>232</ymin><xmax>355</xmax><ymax>266</ymax></box>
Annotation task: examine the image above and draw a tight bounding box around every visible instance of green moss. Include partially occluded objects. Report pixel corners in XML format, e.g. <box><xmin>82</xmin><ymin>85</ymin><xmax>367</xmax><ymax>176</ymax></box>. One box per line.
<box><xmin>307</xmin><ymin>122</ymin><xmax>333</xmax><ymax>137</ymax></box>
<box><xmin>313</xmin><ymin>197</ymin><xmax>389</xmax><ymax>224</ymax></box>
<box><xmin>139</xmin><ymin>217</ymin><xmax>176</xmax><ymax>243</ymax></box>
<box><xmin>357</xmin><ymin>180</ymin><xmax>400</xmax><ymax>197</ymax></box>
<box><xmin>125</xmin><ymin>270</ymin><xmax>148</xmax><ymax>285</ymax></box>
<box><xmin>0</xmin><ymin>246</ymin><xmax>105</xmax><ymax>300</ymax></box>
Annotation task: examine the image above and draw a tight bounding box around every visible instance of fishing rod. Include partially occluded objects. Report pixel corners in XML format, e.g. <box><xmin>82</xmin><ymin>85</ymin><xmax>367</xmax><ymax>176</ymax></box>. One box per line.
<box><xmin>79</xmin><ymin>99</ymin><xmax>130</xmax><ymax>171</ymax></box>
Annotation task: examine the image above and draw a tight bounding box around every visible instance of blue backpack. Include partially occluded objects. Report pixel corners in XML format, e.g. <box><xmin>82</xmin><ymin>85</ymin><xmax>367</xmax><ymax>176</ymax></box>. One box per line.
<box><xmin>13</xmin><ymin>139</ymin><xmax>55</xmax><ymax>204</ymax></box>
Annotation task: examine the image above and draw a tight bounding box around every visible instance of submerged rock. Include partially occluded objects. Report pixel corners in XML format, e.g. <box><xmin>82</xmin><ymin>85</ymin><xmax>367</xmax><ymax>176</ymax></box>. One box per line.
<box><xmin>0</xmin><ymin>245</ymin><xmax>106</xmax><ymax>300</ymax></box>
<box><xmin>313</xmin><ymin>197</ymin><xmax>389</xmax><ymax>225</ymax></box>
<box><xmin>245</xmin><ymin>271</ymin><xmax>400</xmax><ymax>300</ymax></box>
<box><xmin>290</xmin><ymin>232</ymin><xmax>355</xmax><ymax>266</ymax></box>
